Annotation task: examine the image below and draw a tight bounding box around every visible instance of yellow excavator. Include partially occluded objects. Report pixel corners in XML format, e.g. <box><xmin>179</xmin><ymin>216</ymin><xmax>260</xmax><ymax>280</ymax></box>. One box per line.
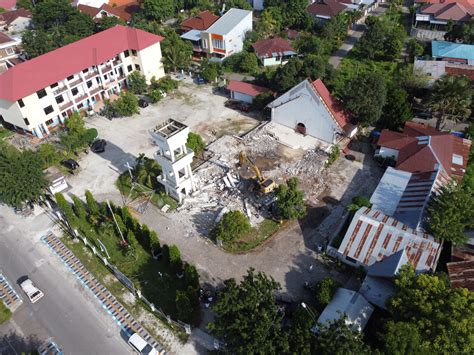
<box><xmin>238</xmin><ymin>151</ymin><xmax>276</xmax><ymax>194</ymax></box>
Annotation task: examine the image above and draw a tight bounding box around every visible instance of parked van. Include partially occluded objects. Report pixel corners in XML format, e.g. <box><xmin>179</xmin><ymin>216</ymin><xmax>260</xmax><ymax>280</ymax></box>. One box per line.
<box><xmin>128</xmin><ymin>333</ymin><xmax>160</xmax><ymax>355</ymax></box>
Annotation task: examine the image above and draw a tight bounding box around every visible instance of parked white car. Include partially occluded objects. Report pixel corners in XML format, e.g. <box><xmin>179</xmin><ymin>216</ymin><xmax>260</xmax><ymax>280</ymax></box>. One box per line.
<box><xmin>128</xmin><ymin>333</ymin><xmax>161</xmax><ymax>355</ymax></box>
<box><xmin>20</xmin><ymin>278</ymin><xmax>44</xmax><ymax>303</ymax></box>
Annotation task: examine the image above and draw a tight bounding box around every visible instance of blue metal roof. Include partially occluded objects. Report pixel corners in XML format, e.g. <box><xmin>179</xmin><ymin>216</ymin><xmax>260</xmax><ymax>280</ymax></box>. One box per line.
<box><xmin>432</xmin><ymin>41</ymin><xmax>474</xmax><ymax>61</ymax></box>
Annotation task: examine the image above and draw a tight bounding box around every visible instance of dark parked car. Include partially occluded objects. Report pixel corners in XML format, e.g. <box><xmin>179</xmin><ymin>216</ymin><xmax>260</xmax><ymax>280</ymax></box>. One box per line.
<box><xmin>91</xmin><ymin>139</ymin><xmax>107</xmax><ymax>153</ymax></box>
<box><xmin>196</xmin><ymin>77</ymin><xmax>205</xmax><ymax>85</ymax></box>
<box><xmin>138</xmin><ymin>98</ymin><xmax>149</xmax><ymax>108</ymax></box>
<box><xmin>61</xmin><ymin>159</ymin><xmax>79</xmax><ymax>170</ymax></box>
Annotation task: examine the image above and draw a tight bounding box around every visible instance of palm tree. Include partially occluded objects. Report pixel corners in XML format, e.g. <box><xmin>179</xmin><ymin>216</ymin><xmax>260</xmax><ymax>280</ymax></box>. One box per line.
<box><xmin>428</xmin><ymin>75</ymin><xmax>472</xmax><ymax>130</ymax></box>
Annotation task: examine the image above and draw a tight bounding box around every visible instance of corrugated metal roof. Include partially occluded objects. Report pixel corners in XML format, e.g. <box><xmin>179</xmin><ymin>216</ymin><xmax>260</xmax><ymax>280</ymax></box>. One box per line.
<box><xmin>370</xmin><ymin>167</ymin><xmax>412</xmax><ymax>216</ymax></box>
<box><xmin>359</xmin><ymin>275</ymin><xmax>395</xmax><ymax>310</ymax></box>
<box><xmin>180</xmin><ymin>29</ymin><xmax>202</xmax><ymax>42</ymax></box>
<box><xmin>432</xmin><ymin>41</ymin><xmax>474</xmax><ymax>61</ymax></box>
<box><xmin>447</xmin><ymin>260</ymin><xmax>474</xmax><ymax>291</ymax></box>
<box><xmin>338</xmin><ymin>208</ymin><xmax>441</xmax><ymax>273</ymax></box>
<box><xmin>205</xmin><ymin>8</ymin><xmax>252</xmax><ymax>35</ymax></box>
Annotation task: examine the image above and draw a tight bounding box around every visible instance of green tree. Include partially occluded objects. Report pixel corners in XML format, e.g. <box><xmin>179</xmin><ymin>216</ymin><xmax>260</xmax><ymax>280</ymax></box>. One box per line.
<box><xmin>55</xmin><ymin>193</ymin><xmax>77</xmax><ymax>225</ymax></box>
<box><xmin>209</xmin><ymin>268</ymin><xmax>289</xmax><ymax>354</ymax></box>
<box><xmin>225</xmin><ymin>0</ymin><xmax>252</xmax><ymax>10</ymax></box>
<box><xmin>314</xmin><ymin>278</ymin><xmax>340</xmax><ymax>310</ymax></box>
<box><xmin>239</xmin><ymin>52</ymin><xmax>259</xmax><ymax>74</ymax></box>
<box><xmin>428</xmin><ymin>75</ymin><xmax>472</xmax><ymax>130</ymax></box>
<box><xmin>252</xmin><ymin>91</ymin><xmax>274</xmax><ymax>111</ymax></box>
<box><xmin>427</xmin><ymin>183</ymin><xmax>474</xmax><ymax>245</ymax></box>
<box><xmin>286</xmin><ymin>307</ymin><xmax>314</xmax><ymax>355</ymax></box>
<box><xmin>186</xmin><ymin>132</ymin><xmax>206</xmax><ymax>157</ymax></box>
<box><xmin>143</xmin><ymin>0</ymin><xmax>174</xmax><ymax>22</ymax></box>
<box><xmin>127</xmin><ymin>71</ymin><xmax>148</xmax><ymax>94</ymax></box>
<box><xmin>313</xmin><ymin>318</ymin><xmax>372</xmax><ymax>354</ymax></box>
<box><xmin>71</xmin><ymin>194</ymin><xmax>87</xmax><ymax>220</ymax></box>
<box><xmin>445</xmin><ymin>18</ymin><xmax>474</xmax><ymax>44</ymax></box>
<box><xmin>387</xmin><ymin>265</ymin><xmax>474</xmax><ymax>353</ymax></box>
<box><xmin>176</xmin><ymin>290</ymin><xmax>193</xmax><ymax>323</ymax></box>
<box><xmin>272</xmin><ymin>57</ymin><xmax>304</xmax><ymax>92</ymax></box>
<box><xmin>379</xmin><ymin>85</ymin><xmax>412</xmax><ymax>130</ymax></box>
<box><xmin>161</xmin><ymin>30</ymin><xmax>193</xmax><ymax>71</ymax></box>
<box><xmin>114</xmin><ymin>92</ymin><xmax>139</xmax><ymax>116</ymax></box>
<box><xmin>0</xmin><ymin>149</ymin><xmax>47</xmax><ymax>207</ymax></box>
<box><xmin>22</xmin><ymin>30</ymin><xmax>57</xmax><ymax>58</ymax></box>
<box><xmin>37</xmin><ymin>142</ymin><xmax>61</xmax><ymax>169</ymax></box>
<box><xmin>85</xmin><ymin>190</ymin><xmax>99</xmax><ymax>215</ymax></box>
<box><xmin>301</xmin><ymin>55</ymin><xmax>333</xmax><ymax>82</ymax></box>
<box><xmin>168</xmin><ymin>244</ymin><xmax>181</xmax><ymax>265</ymax></box>
<box><xmin>214</xmin><ymin>210</ymin><xmax>251</xmax><ymax>243</ymax></box>
<box><xmin>347</xmin><ymin>195</ymin><xmax>372</xmax><ymax>213</ymax></box>
<box><xmin>200</xmin><ymin>59</ymin><xmax>221</xmax><ymax>82</ymax></box>
<box><xmin>255</xmin><ymin>7</ymin><xmax>283</xmax><ymax>36</ymax></box>
<box><xmin>383</xmin><ymin>321</ymin><xmax>429</xmax><ymax>355</ymax></box>
<box><xmin>275</xmin><ymin>177</ymin><xmax>306</xmax><ymax>220</ymax></box>
<box><xmin>16</xmin><ymin>0</ymin><xmax>34</xmax><ymax>10</ymax></box>
<box><xmin>96</xmin><ymin>16</ymin><xmax>126</xmax><ymax>32</ymax></box>
<box><xmin>341</xmin><ymin>72</ymin><xmax>387</xmax><ymax>126</ymax></box>
<box><xmin>406</xmin><ymin>38</ymin><xmax>424</xmax><ymax>62</ymax></box>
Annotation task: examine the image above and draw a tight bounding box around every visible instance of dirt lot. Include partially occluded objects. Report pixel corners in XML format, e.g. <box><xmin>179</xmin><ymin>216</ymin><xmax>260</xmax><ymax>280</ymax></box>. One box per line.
<box><xmin>67</xmin><ymin>79</ymin><xmax>260</xmax><ymax>198</ymax></box>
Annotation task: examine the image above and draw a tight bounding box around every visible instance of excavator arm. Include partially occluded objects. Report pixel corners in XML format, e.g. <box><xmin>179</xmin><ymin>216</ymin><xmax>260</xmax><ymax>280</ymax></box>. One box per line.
<box><xmin>239</xmin><ymin>152</ymin><xmax>264</xmax><ymax>182</ymax></box>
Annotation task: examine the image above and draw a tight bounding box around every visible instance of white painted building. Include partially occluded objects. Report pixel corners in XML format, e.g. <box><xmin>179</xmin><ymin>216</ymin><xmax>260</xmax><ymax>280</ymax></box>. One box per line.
<box><xmin>268</xmin><ymin>79</ymin><xmax>357</xmax><ymax>144</ymax></box>
<box><xmin>201</xmin><ymin>8</ymin><xmax>252</xmax><ymax>61</ymax></box>
<box><xmin>150</xmin><ymin>119</ymin><xmax>196</xmax><ymax>203</ymax></box>
<box><xmin>0</xmin><ymin>26</ymin><xmax>165</xmax><ymax>139</ymax></box>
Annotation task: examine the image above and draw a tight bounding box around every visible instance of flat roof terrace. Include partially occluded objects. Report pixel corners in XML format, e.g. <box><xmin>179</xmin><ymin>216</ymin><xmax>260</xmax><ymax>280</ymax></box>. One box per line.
<box><xmin>152</xmin><ymin>119</ymin><xmax>187</xmax><ymax>138</ymax></box>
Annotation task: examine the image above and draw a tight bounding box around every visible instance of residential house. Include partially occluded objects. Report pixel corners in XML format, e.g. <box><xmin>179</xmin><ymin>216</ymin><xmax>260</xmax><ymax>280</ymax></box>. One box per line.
<box><xmin>0</xmin><ymin>32</ymin><xmax>21</xmax><ymax>68</ymax></box>
<box><xmin>251</xmin><ymin>37</ymin><xmax>297</xmax><ymax>67</ymax></box>
<box><xmin>334</xmin><ymin>207</ymin><xmax>442</xmax><ymax>272</ymax></box>
<box><xmin>180</xmin><ymin>10</ymin><xmax>219</xmax><ymax>33</ymax></box>
<box><xmin>317</xmin><ymin>288</ymin><xmax>374</xmax><ymax>332</ymax></box>
<box><xmin>431</xmin><ymin>40</ymin><xmax>474</xmax><ymax>64</ymax></box>
<box><xmin>226</xmin><ymin>80</ymin><xmax>271</xmax><ymax>104</ymax></box>
<box><xmin>307</xmin><ymin>0</ymin><xmax>347</xmax><ymax>21</ymax></box>
<box><xmin>267</xmin><ymin>79</ymin><xmax>357</xmax><ymax>144</ymax></box>
<box><xmin>415</xmin><ymin>0</ymin><xmax>473</xmax><ymax>30</ymax></box>
<box><xmin>414</xmin><ymin>59</ymin><xmax>474</xmax><ymax>83</ymax></box>
<box><xmin>375</xmin><ymin>121</ymin><xmax>471</xmax><ymax>182</ymax></box>
<box><xmin>77</xmin><ymin>2</ymin><xmax>139</xmax><ymax>22</ymax></box>
<box><xmin>358</xmin><ymin>251</ymin><xmax>409</xmax><ymax>309</ymax></box>
<box><xmin>200</xmin><ymin>8</ymin><xmax>252</xmax><ymax>61</ymax></box>
<box><xmin>0</xmin><ymin>25</ymin><xmax>165</xmax><ymax>139</ymax></box>
<box><xmin>0</xmin><ymin>9</ymin><xmax>32</xmax><ymax>34</ymax></box>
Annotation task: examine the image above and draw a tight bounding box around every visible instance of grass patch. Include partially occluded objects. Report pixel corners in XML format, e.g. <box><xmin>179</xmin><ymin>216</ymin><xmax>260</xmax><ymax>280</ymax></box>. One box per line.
<box><xmin>0</xmin><ymin>128</ymin><xmax>13</xmax><ymax>140</ymax></box>
<box><xmin>223</xmin><ymin>219</ymin><xmax>281</xmax><ymax>253</ymax></box>
<box><xmin>0</xmin><ymin>301</ymin><xmax>12</xmax><ymax>325</ymax></box>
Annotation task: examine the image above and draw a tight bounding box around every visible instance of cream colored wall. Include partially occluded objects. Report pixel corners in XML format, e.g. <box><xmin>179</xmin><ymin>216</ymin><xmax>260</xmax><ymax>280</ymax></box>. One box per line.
<box><xmin>0</xmin><ymin>98</ymin><xmax>25</xmax><ymax>129</ymax></box>
<box><xmin>137</xmin><ymin>42</ymin><xmax>165</xmax><ymax>82</ymax></box>
<box><xmin>19</xmin><ymin>86</ymin><xmax>61</xmax><ymax>128</ymax></box>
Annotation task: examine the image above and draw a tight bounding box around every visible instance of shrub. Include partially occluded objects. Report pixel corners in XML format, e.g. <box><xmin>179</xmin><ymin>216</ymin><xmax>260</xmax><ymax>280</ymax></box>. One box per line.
<box><xmin>184</xmin><ymin>263</ymin><xmax>199</xmax><ymax>288</ymax></box>
<box><xmin>275</xmin><ymin>178</ymin><xmax>306</xmax><ymax>220</ymax></box>
<box><xmin>55</xmin><ymin>193</ymin><xmax>77</xmax><ymax>226</ymax></box>
<box><xmin>158</xmin><ymin>76</ymin><xmax>178</xmax><ymax>93</ymax></box>
<box><xmin>37</xmin><ymin>142</ymin><xmax>61</xmax><ymax>169</ymax></box>
<box><xmin>186</xmin><ymin>132</ymin><xmax>206</xmax><ymax>157</ymax></box>
<box><xmin>214</xmin><ymin>211</ymin><xmax>251</xmax><ymax>243</ymax></box>
<box><xmin>71</xmin><ymin>194</ymin><xmax>87</xmax><ymax>220</ymax></box>
<box><xmin>147</xmin><ymin>88</ymin><xmax>163</xmax><ymax>103</ymax></box>
<box><xmin>315</xmin><ymin>278</ymin><xmax>341</xmax><ymax>310</ymax></box>
<box><xmin>176</xmin><ymin>290</ymin><xmax>192</xmax><ymax>323</ymax></box>
<box><xmin>168</xmin><ymin>244</ymin><xmax>181</xmax><ymax>265</ymax></box>
<box><xmin>149</xmin><ymin>230</ymin><xmax>160</xmax><ymax>250</ymax></box>
<box><xmin>114</xmin><ymin>92</ymin><xmax>139</xmax><ymax>117</ymax></box>
<box><xmin>325</xmin><ymin>146</ymin><xmax>340</xmax><ymax>167</ymax></box>
<box><xmin>127</xmin><ymin>71</ymin><xmax>147</xmax><ymax>94</ymax></box>
<box><xmin>347</xmin><ymin>195</ymin><xmax>372</xmax><ymax>213</ymax></box>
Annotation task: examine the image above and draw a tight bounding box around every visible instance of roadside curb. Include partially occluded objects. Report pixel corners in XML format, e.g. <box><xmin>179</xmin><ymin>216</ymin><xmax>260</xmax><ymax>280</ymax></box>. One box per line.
<box><xmin>40</xmin><ymin>232</ymin><xmax>165</xmax><ymax>353</ymax></box>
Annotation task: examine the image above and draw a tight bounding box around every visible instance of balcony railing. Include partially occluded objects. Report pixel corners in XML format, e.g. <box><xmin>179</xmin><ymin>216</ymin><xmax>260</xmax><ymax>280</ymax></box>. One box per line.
<box><xmin>84</xmin><ymin>71</ymin><xmax>98</xmax><ymax>81</ymax></box>
<box><xmin>69</xmin><ymin>78</ymin><xmax>83</xmax><ymax>88</ymax></box>
<box><xmin>53</xmin><ymin>86</ymin><xmax>68</xmax><ymax>96</ymax></box>
<box><xmin>74</xmin><ymin>93</ymin><xmax>89</xmax><ymax>104</ymax></box>
<box><xmin>102</xmin><ymin>65</ymin><xmax>113</xmax><ymax>74</ymax></box>
<box><xmin>89</xmin><ymin>86</ymin><xmax>102</xmax><ymax>96</ymax></box>
<box><xmin>59</xmin><ymin>101</ymin><xmax>74</xmax><ymax>112</ymax></box>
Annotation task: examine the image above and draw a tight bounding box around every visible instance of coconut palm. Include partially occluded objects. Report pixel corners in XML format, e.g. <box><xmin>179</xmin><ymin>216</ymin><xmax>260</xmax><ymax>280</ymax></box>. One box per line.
<box><xmin>428</xmin><ymin>75</ymin><xmax>472</xmax><ymax>130</ymax></box>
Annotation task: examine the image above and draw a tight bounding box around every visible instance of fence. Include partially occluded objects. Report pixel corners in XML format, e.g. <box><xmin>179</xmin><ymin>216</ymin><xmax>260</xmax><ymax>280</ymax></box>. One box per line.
<box><xmin>74</xmin><ymin>231</ymin><xmax>192</xmax><ymax>335</ymax></box>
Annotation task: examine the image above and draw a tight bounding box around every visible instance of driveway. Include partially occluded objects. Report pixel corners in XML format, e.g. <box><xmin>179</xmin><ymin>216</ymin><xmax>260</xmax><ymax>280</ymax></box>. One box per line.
<box><xmin>329</xmin><ymin>5</ymin><xmax>388</xmax><ymax>68</ymax></box>
<box><xmin>0</xmin><ymin>207</ymin><xmax>133</xmax><ymax>355</ymax></box>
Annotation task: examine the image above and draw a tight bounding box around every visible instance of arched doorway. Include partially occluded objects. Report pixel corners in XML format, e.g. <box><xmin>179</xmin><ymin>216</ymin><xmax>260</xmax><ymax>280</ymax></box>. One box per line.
<box><xmin>296</xmin><ymin>122</ymin><xmax>306</xmax><ymax>135</ymax></box>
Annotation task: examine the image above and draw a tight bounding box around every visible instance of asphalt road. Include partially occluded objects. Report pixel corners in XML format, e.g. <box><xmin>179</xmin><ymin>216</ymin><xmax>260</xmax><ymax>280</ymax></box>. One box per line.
<box><xmin>0</xmin><ymin>206</ymin><xmax>132</xmax><ymax>355</ymax></box>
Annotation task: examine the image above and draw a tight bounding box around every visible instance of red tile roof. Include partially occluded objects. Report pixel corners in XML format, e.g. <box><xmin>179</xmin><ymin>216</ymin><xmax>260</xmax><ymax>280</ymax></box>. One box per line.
<box><xmin>78</xmin><ymin>3</ymin><xmax>136</xmax><ymax>21</ymax></box>
<box><xmin>307</xmin><ymin>0</ymin><xmax>346</xmax><ymax>18</ymax></box>
<box><xmin>447</xmin><ymin>260</ymin><xmax>474</xmax><ymax>291</ymax></box>
<box><xmin>0</xmin><ymin>8</ymin><xmax>32</xmax><ymax>26</ymax></box>
<box><xmin>181</xmin><ymin>10</ymin><xmax>219</xmax><ymax>32</ymax></box>
<box><xmin>227</xmin><ymin>80</ymin><xmax>270</xmax><ymax>97</ymax></box>
<box><xmin>252</xmin><ymin>37</ymin><xmax>296</xmax><ymax>58</ymax></box>
<box><xmin>0</xmin><ymin>32</ymin><xmax>14</xmax><ymax>44</ymax></box>
<box><xmin>0</xmin><ymin>0</ymin><xmax>16</xmax><ymax>11</ymax></box>
<box><xmin>445</xmin><ymin>63</ymin><xmax>474</xmax><ymax>80</ymax></box>
<box><xmin>420</xmin><ymin>1</ymin><xmax>473</xmax><ymax>22</ymax></box>
<box><xmin>378</xmin><ymin>122</ymin><xmax>471</xmax><ymax>180</ymax></box>
<box><xmin>311</xmin><ymin>78</ymin><xmax>351</xmax><ymax>130</ymax></box>
<box><xmin>0</xmin><ymin>25</ymin><xmax>164</xmax><ymax>102</ymax></box>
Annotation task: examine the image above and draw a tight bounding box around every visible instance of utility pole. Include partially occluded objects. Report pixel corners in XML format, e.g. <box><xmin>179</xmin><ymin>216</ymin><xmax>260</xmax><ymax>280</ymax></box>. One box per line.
<box><xmin>106</xmin><ymin>200</ymin><xmax>126</xmax><ymax>244</ymax></box>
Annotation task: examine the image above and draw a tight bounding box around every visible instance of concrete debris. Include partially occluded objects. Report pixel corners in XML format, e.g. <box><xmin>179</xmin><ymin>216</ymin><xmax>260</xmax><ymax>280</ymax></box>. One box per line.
<box><xmin>161</xmin><ymin>204</ymin><xmax>170</xmax><ymax>213</ymax></box>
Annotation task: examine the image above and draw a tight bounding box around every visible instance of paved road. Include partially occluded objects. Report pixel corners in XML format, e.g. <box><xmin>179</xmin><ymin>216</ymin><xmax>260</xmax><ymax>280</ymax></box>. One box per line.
<box><xmin>0</xmin><ymin>207</ymin><xmax>132</xmax><ymax>355</ymax></box>
<box><xmin>329</xmin><ymin>5</ymin><xmax>388</xmax><ymax>68</ymax></box>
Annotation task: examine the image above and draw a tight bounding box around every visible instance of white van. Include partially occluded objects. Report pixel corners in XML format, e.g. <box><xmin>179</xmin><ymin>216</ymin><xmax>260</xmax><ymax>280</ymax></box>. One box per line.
<box><xmin>128</xmin><ymin>333</ymin><xmax>159</xmax><ymax>355</ymax></box>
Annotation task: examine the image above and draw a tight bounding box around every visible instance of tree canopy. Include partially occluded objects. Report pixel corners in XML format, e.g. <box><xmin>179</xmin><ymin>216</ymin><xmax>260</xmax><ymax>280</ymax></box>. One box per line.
<box><xmin>213</xmin><ymin>210</ymin><xmax>251</xmax><ymax>243</ymax></box>
<box><xmin>143</xmin><ymin>0</ymin><xmax>174</xmax><ymax>22</ymax></box>
<box><xmin>209</xmin><ymin>268</ymin><xmax>289</xmax><ymax>354</ymax></box>
<box><xmin>275</xmin><ymin>177</ymin><xmax>306</xmax><ymax>220</ymax></box>
<box><xmin>386</xmin><ymin>266</ymin><xmax>474</xmax><ymax>353</ymax></box>
<box><xmin>428</xmin><ymin>75</ymin><xmax>472</xmax><ymax>130</ymax></box>
<box><xmin>161</xmin><ymin>30</ymin><xmax>193</xmax><ymax>72</ymax></box>
<box><xmin>0</xmin><ymin>146</ymin><xmax>47</xmax><ymax>207</ymax></box>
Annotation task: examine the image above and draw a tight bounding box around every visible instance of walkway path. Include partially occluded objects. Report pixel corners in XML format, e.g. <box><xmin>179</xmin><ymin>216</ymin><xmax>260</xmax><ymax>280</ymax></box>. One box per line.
<box><xmin>329</xmin><ymin>5</ymin><xmax>388</xmax><ymax>68</ymax></box>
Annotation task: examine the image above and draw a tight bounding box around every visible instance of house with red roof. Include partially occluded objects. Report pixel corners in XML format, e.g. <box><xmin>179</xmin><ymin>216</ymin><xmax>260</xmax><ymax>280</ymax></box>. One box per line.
<box><xmin>0</xmin><ymin>8</ymin><xmax>32</xmax><ymax>34</ymax></box>
<box><xmin>180</xmin><ymin>10</ymin><xmax>220</xmax><ymax>33</ymax></box>
<box><xmin>307</xmin><ymin>0</ymin><xmax>348</xmax><ymax>20</ymax></box>
<box><xmin>77</xmin><ymin>2</ymin><xmax>139</xmax><ymax>22</ymax></box>
<box><xmin>267</xmin><ymin>78</ymin><xmax>357</xmax><ymax>144</ymax></box>
<box><xmin>226</xmin><ymin>80</ymin><xmax>271</xmax><ymax>104</ymax></box>
<box><xmin>251</xmin><ymin>37</ymin><xmax>297</xmax><ymax>67</ymax></box>
<box><xmin>415</xmin><ymin>0</ymin><xmax>473</xmax><ymax>29</ymax></box>
<box><xmin>0</xmin><ymin>25</ymin><xmax>165</xmax><ymax>139</ymax></box>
